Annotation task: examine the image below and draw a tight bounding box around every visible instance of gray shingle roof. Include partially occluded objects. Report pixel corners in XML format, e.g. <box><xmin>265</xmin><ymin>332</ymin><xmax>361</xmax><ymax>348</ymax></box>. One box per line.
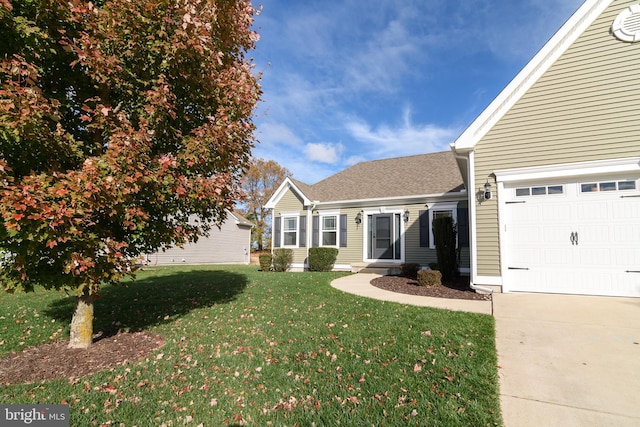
<box><xmin>293</xmin><ymin>151</ymin><xmax>464</xmax><ymax>203</ymax></box>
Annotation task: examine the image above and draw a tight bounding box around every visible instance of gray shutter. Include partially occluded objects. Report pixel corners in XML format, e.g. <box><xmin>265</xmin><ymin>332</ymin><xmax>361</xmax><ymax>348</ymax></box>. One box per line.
<box><xmin>419</xmin><ymin>210</ymin><xmax>429</xmax><ymax>247</ymax></box>
<box><xmin>299</xmin><ymin>216</ymin><xmax>306</xmax><ymax>247</ymax></box>
<box><xmin>457</xmin><ymin>206</ymin><xmax>469</xmax><ymax>248</ymax></box>
<box><xmin>339</xmin><ymin>214</ymin><xmax>347</xmax><ymax>247</ymax></box>
<box><xmin>274</xmin><ymin>216</ymin><xmax>281</xmax><ymax>248</ymax></box>
<box><xmin>312</xmin><ymin>215</ymin><xmax>319</xmax><ymax>247</ymax></box>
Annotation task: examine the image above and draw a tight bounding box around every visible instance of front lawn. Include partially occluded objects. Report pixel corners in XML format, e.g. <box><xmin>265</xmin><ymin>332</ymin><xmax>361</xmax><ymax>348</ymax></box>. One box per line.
<box><xmin>0</xmin><ymin>265</ymin><xmax>502</xmax><ymax>426</ymax></box>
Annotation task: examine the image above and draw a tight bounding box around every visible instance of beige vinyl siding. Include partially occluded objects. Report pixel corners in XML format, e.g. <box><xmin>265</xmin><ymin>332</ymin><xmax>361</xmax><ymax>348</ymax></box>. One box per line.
<box><xmin>404</xmin><ymin>203</ymin><xmax>435</xmax><ymax>266</ymax></box>
<box><xmin>273</xmin><ymin>189</ymin><xmax>308</xmax><ymax>266</ymax></box>
<box><xmin>473</xmin><ymin>0</ymin><xmax>640</xmax><ymax>277</ymax></box>
<box><xmin>276</xmin><ymin>190</ymin><xmax>306</xmax><ymax>212</ymax></box>
<box><xmin>335</xmin><ymin>208</ymin><xmax>363</xmax><ymax>265</ymax></box>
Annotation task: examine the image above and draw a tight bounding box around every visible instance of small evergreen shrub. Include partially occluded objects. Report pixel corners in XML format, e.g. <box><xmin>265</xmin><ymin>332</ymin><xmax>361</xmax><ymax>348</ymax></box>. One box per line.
<box><xmin>417</xmin><ymin>269</ymin><xmax>442</xmax><ymax>287</ymax></box>
<box><xmin>308</xmin><ymin>247</ymin><xmax>339</xmax><ymax>272</ymax></box>
<box><xmin>272</xmin><ymin>248</ymin><xmax>293</xmax><ymax>272</ymax></box>
<box><xmin>400</xmin><ymin>263</ymin><xmax>421</xmax><ymax>279</ymax></box>
<box><xmin>258</xmin><ymin>254</ymin><xmax>272</xmax><ymax>272</ymax></box>
<box><xmin>433</xmin><ymin>216</ymin><xmax>457</xmax><ymax>281</ymax></box>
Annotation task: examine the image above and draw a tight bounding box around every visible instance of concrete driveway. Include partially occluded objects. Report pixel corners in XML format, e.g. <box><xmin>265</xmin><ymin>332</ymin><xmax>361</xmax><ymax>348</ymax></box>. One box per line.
<box><xmin>494</xmin><ymin>293</ymin><xmax>640</xmax><ymax>427</ymax></box>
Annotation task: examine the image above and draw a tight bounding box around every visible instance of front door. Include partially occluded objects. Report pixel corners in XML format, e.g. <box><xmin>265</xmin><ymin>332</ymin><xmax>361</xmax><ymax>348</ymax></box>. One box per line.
<box><xmin>372</xmin><ymin>214</ymin><xmax>393</xmax><ymax>259</ymax></box>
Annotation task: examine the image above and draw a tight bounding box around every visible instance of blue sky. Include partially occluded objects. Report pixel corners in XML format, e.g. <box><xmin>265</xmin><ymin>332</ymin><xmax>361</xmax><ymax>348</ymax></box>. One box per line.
<box><xmin>250</xmin><ymin>0</ymin><xmax>584</xmax><ymax>184</ymax></box>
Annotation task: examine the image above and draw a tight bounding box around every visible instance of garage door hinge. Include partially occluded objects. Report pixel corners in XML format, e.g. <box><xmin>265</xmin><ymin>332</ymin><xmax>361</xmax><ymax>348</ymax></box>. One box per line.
<box><xmin>508</xmin><ymin>267</ymin><xmax>530</xmax><ymax>270</ymax></box>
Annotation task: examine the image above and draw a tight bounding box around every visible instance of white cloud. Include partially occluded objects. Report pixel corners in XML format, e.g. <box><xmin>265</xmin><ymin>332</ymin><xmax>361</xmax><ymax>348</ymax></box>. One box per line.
<box><xmin>304</xmin><ymin>142</ymin><xmax>344</xmax><ymax>164</ymax></box>
<box><xmin>345</xmin><ymin>108</ymin><xmax>460</xmax><ymax>158</ymax></box>
<box><xmin>256</xmin><ymin>122</ymin><xmax>302</xmax><ymax>147</ymax></box>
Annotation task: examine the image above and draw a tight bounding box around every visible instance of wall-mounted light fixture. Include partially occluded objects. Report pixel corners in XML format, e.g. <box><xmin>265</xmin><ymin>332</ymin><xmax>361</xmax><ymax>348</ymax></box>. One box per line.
<box><xmin>484</xmin><ymin>180</ymin><xmax>492</xmax><ymax>200</ymax></box>
<box><xmin>403</xmin><ymin>210</ymin><xmax>410</xmax><ymax>222</ymax></box>
<box><xmin>355</xmin><ymin>211</ymin><xmax>362</xmax><ymax>225</ymax></box>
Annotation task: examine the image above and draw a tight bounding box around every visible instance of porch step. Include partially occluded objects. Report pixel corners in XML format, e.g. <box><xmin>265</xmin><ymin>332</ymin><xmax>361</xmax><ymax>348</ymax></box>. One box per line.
<box><xmin>351</xmin><ymin>263</ymin><xmax>401</xmax><ymax>276</ymax></box>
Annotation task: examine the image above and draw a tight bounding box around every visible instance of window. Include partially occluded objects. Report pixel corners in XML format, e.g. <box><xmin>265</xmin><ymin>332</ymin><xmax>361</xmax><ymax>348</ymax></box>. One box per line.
<box><xmin>516</xmin><ymin>185</ymin><xmax>564</xmax><ymax>197</ymax></box>
<box><xmin>321</xmin><ymin>215</ymin><xmax>337</xmax><ymax>246</ymax></box>
<box><xmin>282</xmin><ymin>215</ymin><xmax>298</xmax><ymax>247</ymax></box>
<box><xmin>581</xmin><ymin>180</ymin><xmax>637</xmax><ymax>193</ymax></box>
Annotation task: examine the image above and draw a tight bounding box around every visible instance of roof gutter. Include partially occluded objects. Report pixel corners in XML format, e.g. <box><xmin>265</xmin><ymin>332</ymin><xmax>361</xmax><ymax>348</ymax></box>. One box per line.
<box><xmin>311</xmin><ymin>191</ymin><xmax>467</xmax><ymax>210</ymax></box>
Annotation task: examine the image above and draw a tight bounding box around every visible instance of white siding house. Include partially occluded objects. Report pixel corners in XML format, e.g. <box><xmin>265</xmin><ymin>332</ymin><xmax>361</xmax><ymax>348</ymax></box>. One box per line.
<box><xmin>146</xmin><ymin>211</ymin><xmax>253</xmax><ymax>265</ymax></box>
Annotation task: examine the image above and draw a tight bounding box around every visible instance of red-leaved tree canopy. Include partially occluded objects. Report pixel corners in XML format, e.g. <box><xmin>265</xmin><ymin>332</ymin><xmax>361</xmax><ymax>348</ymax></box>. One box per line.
<box><xmin>0</xmin><ymin>0</ymin><xmax>261</xmax><ymax>347</ymax></box>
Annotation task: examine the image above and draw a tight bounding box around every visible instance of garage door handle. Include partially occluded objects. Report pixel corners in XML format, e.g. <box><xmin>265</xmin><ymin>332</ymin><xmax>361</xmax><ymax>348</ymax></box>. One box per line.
<box><xmin>570</xmin><ymin>232</ymin><xmax>579</xmax><ymax>245</ymax></box>
<box><xmin>508</xmin><ymin>267</ymin><xmax>530</xmax><ymax>270</ymax></box>
<box><xmin>627</xmin><ymin>270</ymin><xmax>640</xmax><ymax>273</ymax></box>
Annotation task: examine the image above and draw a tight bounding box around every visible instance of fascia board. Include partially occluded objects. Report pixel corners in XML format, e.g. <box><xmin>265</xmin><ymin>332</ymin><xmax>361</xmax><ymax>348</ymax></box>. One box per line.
<box><xmin>264</xmin><ymin>177</ymin><xmax>312</xmax><ymax>209</ymax></box>
<box><xmin>312</xmin><ymin>192</ymin><xmax>467</xmax><ymax>210</ymax></box>
<box><xmin>453</xmin><ymin>0</ymin><xmax>611</xmax><ymax>151</ymax></box>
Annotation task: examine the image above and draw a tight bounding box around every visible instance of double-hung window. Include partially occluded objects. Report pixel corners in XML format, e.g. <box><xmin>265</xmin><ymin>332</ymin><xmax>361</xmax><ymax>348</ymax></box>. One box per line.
<box><xmin>282</xmin><ymin>215</ymin><xmax>298</xmax><ymax>247</ymax></box>
<box><xmin>321</xmin><ymin>215</ymin><xmax>338</xmax><ymax>246</ymax></box>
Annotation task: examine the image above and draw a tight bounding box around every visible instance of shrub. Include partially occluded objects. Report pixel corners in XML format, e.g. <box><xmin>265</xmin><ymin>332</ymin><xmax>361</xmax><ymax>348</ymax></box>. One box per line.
<box><xmin>432</xmin><ymin>216</ymin><xmax>457</xmax><ymax>281</ymax></box>
<box><xmin>272</xmin><ymin>248</ymin><xmax>293</xmax><ymax>272</ymax></box>
<box><xmin>400</xmin><ymin>263</ymin><xmax>421</xmax><ymax>279</ymax></box>
<box><xmin>308</xmin><ymin>247</ymin><xmax>339</xmax><ymax>272</ymax></box>
<box><xmin>258</xmin><ymin>254</ymin><xmax>272</xmax><ymax>272</ymax></box>
<box><xmin>417</xmin><ymin>269</ymin><xmax>442</xmax><ymax>287</ymax></box>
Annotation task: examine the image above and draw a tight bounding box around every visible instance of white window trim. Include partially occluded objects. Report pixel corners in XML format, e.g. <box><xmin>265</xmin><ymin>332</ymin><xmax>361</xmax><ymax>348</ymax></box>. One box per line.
<box><xmin>429</xmin><ymin>202</ymin><xmax>458</xmax><ymax>249</ymax></box>
<box><xmin>281</xmin><ymin>213</ymin><xmax>299</xmax><ymax>248</ymax></box>
<box><xmin>361</xmin><ymin>208</ymin><xmax>406</xmax><ymax>263</ymax></box>
<box><xmin>318</xmin><ymin>210</ymin><xmax>340</xmax><ymax>248</ymax></box>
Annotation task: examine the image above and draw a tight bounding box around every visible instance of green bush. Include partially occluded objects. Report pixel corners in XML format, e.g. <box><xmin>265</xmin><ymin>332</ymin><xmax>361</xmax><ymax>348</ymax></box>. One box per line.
<box><xmin>417</xmin><ymin>269</ymin><xmax>442</xmax><ymax>287</ymax></box>
<box><xmin>432</xmin><ymin>216</ymin><xmax>457</xmax><ymax>281</ymax></box>
<box><xmin>308</xmin><ymin>247</ymin><xmax>339</xmax><ymax>272</ymax></box>
<box><xmin>272</xmin><ymin>248</ymin><xmax>293</xmax><ymax>272</ymax></box>
<box><xmin>400</xmin><ymin>263</ymin><xmax>421</xmax><ymax>279</ymax></box>
<box><xmin>258</xmin><ymin>254</ymin><xmax>272</xmax><ymax>272</ymax></box>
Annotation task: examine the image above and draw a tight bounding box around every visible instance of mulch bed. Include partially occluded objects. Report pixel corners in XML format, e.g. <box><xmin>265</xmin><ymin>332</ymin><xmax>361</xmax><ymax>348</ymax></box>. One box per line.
<box><xmin>0</xmin><ymin>331</ymin><xmax>165</xmax><ymax>385</ymax></box>
<box><xmin>370</xmin><ymin>275</ymin><xmax>490</xmax><ymax>301</ymax></box>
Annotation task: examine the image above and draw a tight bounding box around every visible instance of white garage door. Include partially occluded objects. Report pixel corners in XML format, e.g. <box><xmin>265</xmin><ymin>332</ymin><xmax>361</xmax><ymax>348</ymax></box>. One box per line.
<box><xmin>503</xmin><ymin>177</ymin><xmax>640</xmax><ymax>297</ymax></box>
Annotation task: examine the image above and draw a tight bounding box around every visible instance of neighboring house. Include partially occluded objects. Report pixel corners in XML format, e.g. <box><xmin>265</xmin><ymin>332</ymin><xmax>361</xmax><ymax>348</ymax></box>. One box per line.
<box><xmin>451</xmin><ymin>0</ymin><xmax>640</xmax><ymax>297</ymax></box>
<box><xmin>146</xmin><ymin>211</ymin><xmax>253</xmax><ymax>265</ymax></box>
<box><xmin>264</xmin><ymin>151</ymin><xmax>469</xmax><ymax>274</ymax></box>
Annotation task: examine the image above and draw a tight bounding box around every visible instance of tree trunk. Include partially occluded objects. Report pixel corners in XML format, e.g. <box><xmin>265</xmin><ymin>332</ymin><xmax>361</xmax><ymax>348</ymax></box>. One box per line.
<box><xmin>68</xmin><ymin>290</ymin><xmax>95</xmax><ymax>349</ymax></box>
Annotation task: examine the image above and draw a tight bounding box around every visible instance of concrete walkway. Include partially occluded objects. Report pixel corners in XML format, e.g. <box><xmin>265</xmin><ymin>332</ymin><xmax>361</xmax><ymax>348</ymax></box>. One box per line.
<box><xmin>331</xmin><ymin>273</ymin><xmax>640</xmax><ymax>426</ymax></box>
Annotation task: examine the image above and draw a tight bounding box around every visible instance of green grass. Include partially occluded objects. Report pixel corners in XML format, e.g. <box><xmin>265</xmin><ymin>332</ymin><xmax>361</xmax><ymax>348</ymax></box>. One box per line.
<box><xmin>1</xmin><ymin>265</ymin><xmax>502</xmax><ymax>426</ymax></box>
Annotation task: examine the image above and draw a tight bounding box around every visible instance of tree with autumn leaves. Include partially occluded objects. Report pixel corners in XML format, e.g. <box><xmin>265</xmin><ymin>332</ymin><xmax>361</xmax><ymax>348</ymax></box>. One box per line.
<box><xmin>241</xmin><ymin>158</ymin><xmax>290</xmax><ymax>250</ymax></box>
<box><xmin>0</xmin><ymin>0</ymin><xmax>261</xmax><ymax>348</ymax></box>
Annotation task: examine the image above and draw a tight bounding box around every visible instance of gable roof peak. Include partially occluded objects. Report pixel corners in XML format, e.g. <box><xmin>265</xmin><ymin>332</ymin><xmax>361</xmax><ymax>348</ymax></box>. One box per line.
<box><xmin>453</xmin><ymin>0</ymin><xmax>613</xmax><ymax>151</ymax></box>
